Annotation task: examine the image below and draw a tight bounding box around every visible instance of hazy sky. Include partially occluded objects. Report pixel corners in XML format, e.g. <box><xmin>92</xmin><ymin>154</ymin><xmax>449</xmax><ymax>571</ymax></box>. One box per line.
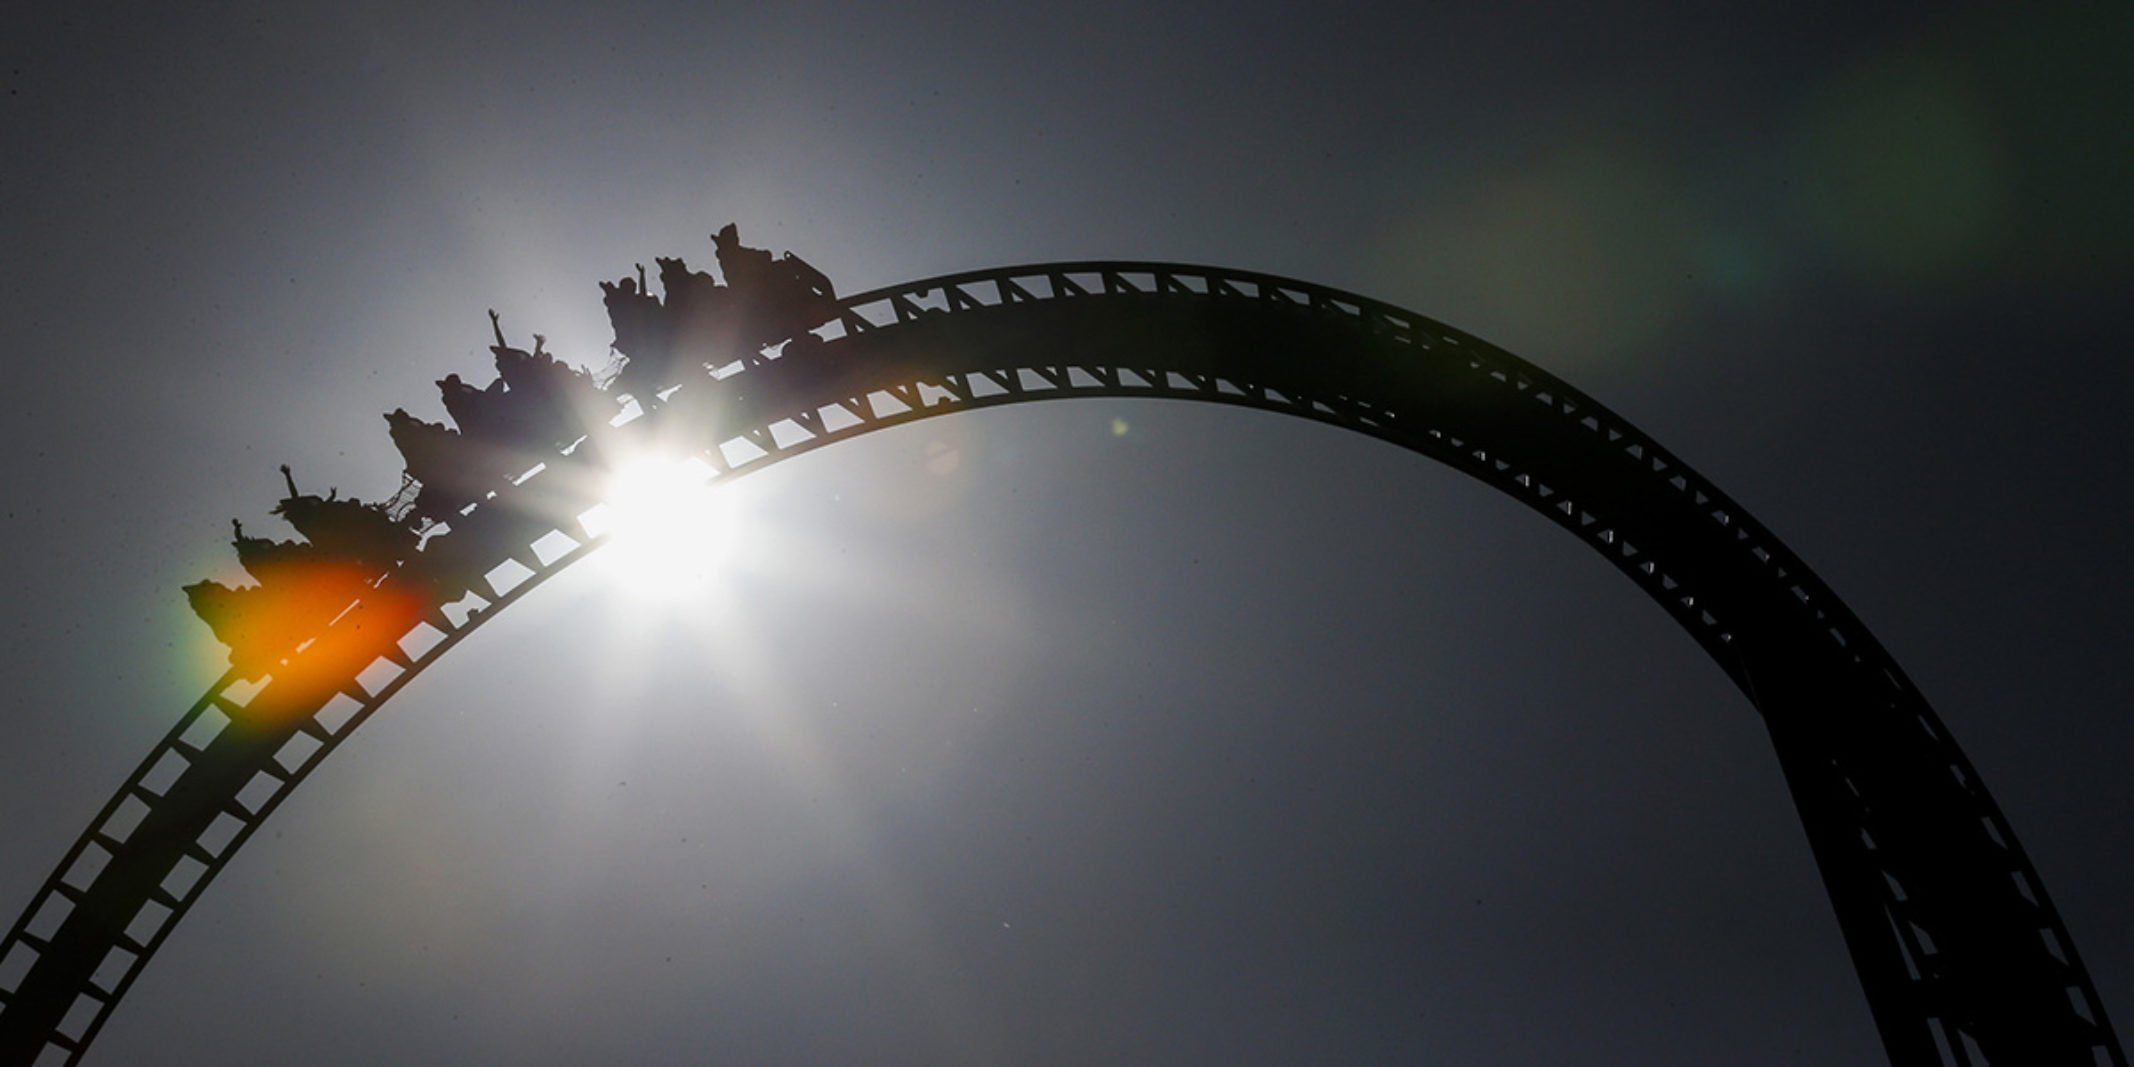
<box><xmin>4</xmin><ymin>3</ymin><xmax>2131</xmax><ymax>1063</ymax></box>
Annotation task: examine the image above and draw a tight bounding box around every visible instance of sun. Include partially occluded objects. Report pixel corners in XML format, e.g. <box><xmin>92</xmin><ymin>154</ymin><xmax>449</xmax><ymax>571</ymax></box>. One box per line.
<box><xmin>578</xmin><ymin>453</ymin><xmax>746</xmax><ymax>601</ymax></box>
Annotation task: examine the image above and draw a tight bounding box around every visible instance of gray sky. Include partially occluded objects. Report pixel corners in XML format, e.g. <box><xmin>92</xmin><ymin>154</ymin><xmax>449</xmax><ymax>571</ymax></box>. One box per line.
<box><xmin>3</xmin><ymin>2</ymin><xmax>2131</xmax><ymax>1063</ymax></box>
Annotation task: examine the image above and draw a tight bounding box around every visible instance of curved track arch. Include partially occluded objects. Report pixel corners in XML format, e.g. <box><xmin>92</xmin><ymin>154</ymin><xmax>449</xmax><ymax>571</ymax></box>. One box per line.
<box><xmin>0</xmin><ymin>262</ymin><xmax>2121</xmax><ymax>1066</ymax></box>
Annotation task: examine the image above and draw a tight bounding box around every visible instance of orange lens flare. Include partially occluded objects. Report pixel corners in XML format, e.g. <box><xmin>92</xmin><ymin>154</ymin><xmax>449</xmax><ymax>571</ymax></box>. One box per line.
<box><xmin>190</xmin><ymin>561</ymin><xmax>427</xmax><ymax>708</ymax></box>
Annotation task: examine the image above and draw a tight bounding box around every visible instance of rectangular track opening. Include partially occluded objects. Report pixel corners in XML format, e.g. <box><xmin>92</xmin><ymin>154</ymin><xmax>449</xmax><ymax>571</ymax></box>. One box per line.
<box><xmin>55</xmin><ymin>992</ymin><xmax>102</xmax><ymax>1042</ymax></box>
<box><xmin>353</xmin><ymin>656</ymin><xmax>404</xmax><ymax>698</ymax></box>
<box><xmin>767</xmin><ymin>419</ymin><xmax>815</xmax><ymax>447</ymax></box>
<box><xmin>25</xmin><ymin>895</ymin><xmax>71</xmax><ymax>940</ymax></box>
<box><xmin>60</xmin><ymin>840</ymin><xmax>113</xmax><ymax>891</ymax></box>
<box><xmin>530</xmin><ymin>528</ymin><xmax>580</xmax><ymax>566</ymax></box>
<box><xmin>817</xmin><ymin>403</ymin><xmax>867</xmax><ymax>431</ymax></box>
<box><xmin>314</xmin><ymin>692</ymin><xmax>365</xmax><ymax>736</ymax></box>
<box><xmin>99</xmin><ymin>793</ymin><xmax>153</xmax><ymax>846</ymax></box>
<box><xmin>235</xmin><ymin>771</ymin><xmax>282</xmax><ymax>817</ymax></box>
<box><xmin>717</xmin><ymin>436</ymin><xmax>770</xmax><ymax>467</ymax></box>
<box><xmin>1</xmin><ymin>939</ymin><xmax>38</xmax><ymax>993</ymax></box>
<box><xmin>867</xmin><ymin>390</ymin><xmax>913</xmax><ymax>416</ymax></box>
<box><xmin>197</xmin><ymin>812</ymin><xmax>247</xmax><ymax>859</ymax></box>
<box><xmin>275</xmin><ymin>732</ymin><xmax>324</xmax><ymax>776</ymax></box>
<box><xmin>140</xmin><ymin>750</ymin><xmax>191</xmax><ymax>797</ymax></box>
<box><xmin>397</xmin><ymin>621</ymin><xmax>448</xmax><ymax>663</ymax></box>
<box><xmin>160</xmin><ymin>856</ymin><xmax>208</xmax><ymax>901</ymax></box>
<box><xmin>483</xmin><ymin>558</ymin><xmax>535</xmax><ymax>598</ymax></box>
<box><xmin>89</xmin><ymin>945</ymin><xmax>136</xmax><ymax>995</ymax></box>
<box><xmin>124</xmin><ymin>900</ymin><xmax>173</xmax><ymax>948</ymax></box>
<box><xmin>177</xmin><ymin>706</ymin><xmax>230</xmax><ymax>751</ymax></box>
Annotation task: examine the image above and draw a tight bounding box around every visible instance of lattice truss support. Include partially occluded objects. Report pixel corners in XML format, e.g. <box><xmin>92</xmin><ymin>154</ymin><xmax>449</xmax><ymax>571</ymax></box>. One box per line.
<box><xmin>0</xmin><ymin>263</ymin><xmax>2120</xmax><ymax>1067</ymax></box>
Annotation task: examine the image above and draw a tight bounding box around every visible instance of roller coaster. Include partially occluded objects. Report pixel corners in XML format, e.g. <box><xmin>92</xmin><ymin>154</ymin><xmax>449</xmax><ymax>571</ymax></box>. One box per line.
<box><xmin>0</xmin><ymin>227</ymin><xmax>2121</xmax><ymax>1066</ymax></box>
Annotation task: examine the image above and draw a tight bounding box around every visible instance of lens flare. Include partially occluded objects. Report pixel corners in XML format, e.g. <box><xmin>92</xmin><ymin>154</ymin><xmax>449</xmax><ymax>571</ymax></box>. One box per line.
<box><xmin>1795</xmin><ymin>49</ymin><xmax>2005</xmax><ymax>285</ymax></box>
<box><xmin>581</xmin><ymin>455</ymin><xmax>739</xmax><ymax>601</ymax></box>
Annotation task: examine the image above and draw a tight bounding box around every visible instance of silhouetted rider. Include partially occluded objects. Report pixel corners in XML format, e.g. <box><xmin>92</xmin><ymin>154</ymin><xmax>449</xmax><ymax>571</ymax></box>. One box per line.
<box><xmin>601</xmin><ymin>268</ymin><xmax>667</xmax><ymax>360</ymax></box>
<box><xmin>385</xmin><ymin>408</ymin><xmax>504</xmax><ymax>521</ymax></box>
<box><xmin>490</xmin><ymin>312</ymin><xmax>610</xmax><ymax>449</ymax></box>
<box><xmin>271</xmin><ymin>465</ymin><xmax>416</xmax><ymax>574</ymax></box>
<box><xmin>711</xmin><ymin>223</ymin><xmax>840</xmax><ymax>352</ymax></box>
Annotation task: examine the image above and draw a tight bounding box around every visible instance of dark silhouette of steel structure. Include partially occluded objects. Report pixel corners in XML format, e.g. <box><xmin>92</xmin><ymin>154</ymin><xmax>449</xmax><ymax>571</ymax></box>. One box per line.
<box><xmin>0</xmin><ymin>251</ymin><xmax>2121</xmax><ymax>1066</ymax></box>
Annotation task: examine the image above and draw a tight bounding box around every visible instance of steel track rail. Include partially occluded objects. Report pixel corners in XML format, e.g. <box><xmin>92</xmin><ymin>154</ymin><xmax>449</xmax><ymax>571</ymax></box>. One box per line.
<box><xmin>0</xmin><ymin>261</ymin><xmax>2118</xmax><ymax>1066</ymax></box>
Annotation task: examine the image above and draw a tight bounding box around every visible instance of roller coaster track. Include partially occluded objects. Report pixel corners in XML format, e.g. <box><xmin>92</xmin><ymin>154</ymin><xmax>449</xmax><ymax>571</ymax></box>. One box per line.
<box><xmin>0</xmin><ymin>261</ymin><xmax>2121</xmax><ymax>1065</ymax></box>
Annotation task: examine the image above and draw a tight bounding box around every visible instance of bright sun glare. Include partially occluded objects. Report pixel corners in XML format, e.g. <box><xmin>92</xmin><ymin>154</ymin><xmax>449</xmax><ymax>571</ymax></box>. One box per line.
<box><xmin>581</xmin><ymin>455</ymin><xmax>742</xmax><ymax>600</ymax></box>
